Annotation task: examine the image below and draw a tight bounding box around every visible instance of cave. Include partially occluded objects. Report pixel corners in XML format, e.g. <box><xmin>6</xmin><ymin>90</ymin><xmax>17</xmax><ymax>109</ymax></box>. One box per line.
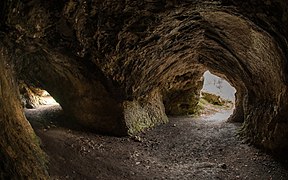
<box><xmin>1</xmin><ymin>0</ymin><xmax>288</xmax><ymax>179</ymax></box>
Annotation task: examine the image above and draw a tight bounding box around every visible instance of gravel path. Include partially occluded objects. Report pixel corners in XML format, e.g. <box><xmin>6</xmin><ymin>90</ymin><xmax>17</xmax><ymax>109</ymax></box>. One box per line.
<box><xmin>25</xmin><ymin>105</ymin><xmax>288</xmax><ymax>180</ymax></box>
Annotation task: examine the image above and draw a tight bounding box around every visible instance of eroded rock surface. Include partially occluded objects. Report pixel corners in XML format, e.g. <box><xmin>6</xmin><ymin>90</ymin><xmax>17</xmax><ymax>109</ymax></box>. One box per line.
<box><xmin>0</xmin><ymin>45</ymin><xmax>48</xmax><ymax>179</ymax></box>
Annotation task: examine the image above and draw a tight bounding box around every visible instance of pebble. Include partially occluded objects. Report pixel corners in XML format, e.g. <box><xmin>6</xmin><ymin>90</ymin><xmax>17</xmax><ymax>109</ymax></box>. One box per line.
<box><xmin>218</xmin><ymin>163</ymin><xmax>227</xmax><ymax>169</ymax></box>
<box><xmin>132</xmin><ymin>136</ymin><xmax>142</xmax><ymax>142</ymax></box>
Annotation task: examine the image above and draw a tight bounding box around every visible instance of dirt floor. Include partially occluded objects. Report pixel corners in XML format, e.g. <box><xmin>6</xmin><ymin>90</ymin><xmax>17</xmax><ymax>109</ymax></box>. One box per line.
<box><xmin>25</xmin><ymin>105</ymin><xmax>288</xmax><ymax>180</ymax></box>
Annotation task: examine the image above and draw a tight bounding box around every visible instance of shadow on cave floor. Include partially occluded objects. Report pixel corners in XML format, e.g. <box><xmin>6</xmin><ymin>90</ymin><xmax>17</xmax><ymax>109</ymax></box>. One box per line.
<box><xmin>25</xmin><ymin>104</ymin><xmax>85</xmax><ymax>132</ymax></box>
<box><xmin>25</xmin><ymin>105</ymin><xmax>288</xmax><ymax>180</ymax></box>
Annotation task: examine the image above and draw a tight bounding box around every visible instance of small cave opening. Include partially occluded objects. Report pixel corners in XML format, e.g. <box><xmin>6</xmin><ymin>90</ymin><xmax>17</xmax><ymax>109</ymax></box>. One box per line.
<box><xmin>19</xmin><ymin>84</ymin><xmax>59</xmax><ymax>109</ymax></box>
<box><xmin>35</xmin><ymin>90</ymin><xmax>59</xmax><ymax>106</ymax></box>
<box><xmin>198</xmin><ymin>70</ymin><xmax>236</xmax><ymax>121</ymax></box>
<box><xmin>20</xmin><ymin>85</ymin><xmax>63</xmax><ymax>131</ymax></box>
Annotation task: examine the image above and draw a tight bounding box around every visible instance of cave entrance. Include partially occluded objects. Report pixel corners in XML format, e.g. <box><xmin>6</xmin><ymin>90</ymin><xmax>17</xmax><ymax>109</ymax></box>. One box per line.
<box><xmin>33</xmin><ymin>90</ymin><xmax>59</xmax><ymax>106</ymax></box>
<box><xmin>19</xmin><ymin>84</ymin><xmax>59</xmax><ymax>109</ymax></box>
<box><xmin>26</xmin><ymin>89</ymin><xmax>60</xmax><ymax>109</ymax></box>
<box><xmin>21</xmin><ymin>86</ymin><xmax>63</xmax><ymax>130</ymax></box>
<box><xmin>199</xmin><ymin>70</ymin><xmax>236</xmax><ymax>121</ymax></box>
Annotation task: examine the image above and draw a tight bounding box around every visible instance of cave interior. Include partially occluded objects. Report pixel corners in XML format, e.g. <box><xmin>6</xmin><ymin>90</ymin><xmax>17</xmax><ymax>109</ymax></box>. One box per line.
<box><xmin>1</xmin><ymin>0</ymin><xmax>288</xmax><ymax>179</ymax></box>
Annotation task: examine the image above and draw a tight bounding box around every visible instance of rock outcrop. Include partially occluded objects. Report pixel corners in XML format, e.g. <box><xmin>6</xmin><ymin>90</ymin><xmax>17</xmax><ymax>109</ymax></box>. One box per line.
<box><xmin>0</xmin><ymin>45</ymin><xmax>48</xmax><ymax>179</ymax></box>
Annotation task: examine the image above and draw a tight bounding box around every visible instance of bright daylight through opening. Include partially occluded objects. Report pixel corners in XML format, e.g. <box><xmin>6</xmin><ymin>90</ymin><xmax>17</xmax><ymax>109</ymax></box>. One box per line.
<box><xmin>38</xmin><ymin>90</ymin><xmax>59</xmax><ymax>106</ymax></box>
<box><xmin>19</xmin><ymin>84</ymin><xmax>59</xmax><ymax>109</ymax></box>
<box><xmin>199</xmin><ymin>70</ymin><xmax>236</xmax><ymax>121</ymax></box>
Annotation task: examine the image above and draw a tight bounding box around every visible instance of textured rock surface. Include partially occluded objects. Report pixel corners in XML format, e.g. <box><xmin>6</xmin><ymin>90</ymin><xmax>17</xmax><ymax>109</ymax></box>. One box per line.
<box><xmin>0</xmin><ymin>45</ymin><xmax>48</xmax><ymax>179</ymax></box>
<box><xmin>19</xmin><ymin>82</ymin><xmax>47</xmax><ymax>108</ymax></box>
<box><xmin>124</xmin><ymin>89</ymin><xmax>168</xmax><ymax>134</ymax></box>
<box><xmin>163</xmin><ymin>70</ymin><xmax>204</xmax><ymax>115</ymax></box>
<box><xmin>1</xmin><ymin>1</ymin><xmax>288</xmax><ymax>177</ymax></box>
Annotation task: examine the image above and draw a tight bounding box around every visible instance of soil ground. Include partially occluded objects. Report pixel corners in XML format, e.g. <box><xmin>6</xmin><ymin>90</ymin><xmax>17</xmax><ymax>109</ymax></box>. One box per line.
<box><xmin>25</xmin><ymin>105</ymin><xmax>288</xmax><ymax>180</ymax></box>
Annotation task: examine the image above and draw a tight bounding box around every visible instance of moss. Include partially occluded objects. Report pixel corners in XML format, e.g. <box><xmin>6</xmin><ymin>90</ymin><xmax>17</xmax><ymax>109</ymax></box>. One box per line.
<box><xmin>124</xmin><ymin>90</ymin><xmax>168</xmax><ymax>135</ymax></box>
<box><xmin>201</xmin><ymin>92</ymin><xmax>225</xmax><ymax>106</ymax></box>
<box><xmin>128</xmin><ymin>119</ymin><xmax>155</xmax><ymax>135</ymax></box>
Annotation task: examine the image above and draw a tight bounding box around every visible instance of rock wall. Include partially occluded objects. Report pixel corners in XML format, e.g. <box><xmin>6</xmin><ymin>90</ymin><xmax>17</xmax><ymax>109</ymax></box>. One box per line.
<box><xmin>124</xmin><ymin>89</ymin><xmax>168</xmax><ymax>135</ymax></box>
<box><xmin>163</xmin><ymin>70</ymin><xmax>204</xmax><ymax>115</ymax></box>
<box><xmin>0</xmin><ymin>44</ymin><xmax>48</xmax><ymax>179</ymax></box>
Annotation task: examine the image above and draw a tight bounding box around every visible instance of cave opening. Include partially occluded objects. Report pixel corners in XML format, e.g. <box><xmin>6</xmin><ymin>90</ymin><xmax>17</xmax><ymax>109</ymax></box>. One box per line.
<box><xmin>20</xmin><ymin>85</ymin><xmax>64</xmax><ymax>131</ymax></box>
<box><xmin>199</xmin><ymin>70</ymin><xmax>236</xmax><ymax>121</ymax></box>
<box><xmin>35</xmin><ymin>90</ymin><xmax>59</xmax><ymax>106</ymax></box>
<box><xmin>19</xmin><ymin>84</ymin><xmax>59</xmax><ymax>109</ymax></box>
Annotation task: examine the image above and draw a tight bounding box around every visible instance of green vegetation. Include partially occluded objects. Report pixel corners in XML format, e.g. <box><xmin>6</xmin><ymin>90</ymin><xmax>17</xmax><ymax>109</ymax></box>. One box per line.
<box><xmin>190</xmin><ymin>92</ymin><xmax>234</xmax><ymax>117</ymax></box>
